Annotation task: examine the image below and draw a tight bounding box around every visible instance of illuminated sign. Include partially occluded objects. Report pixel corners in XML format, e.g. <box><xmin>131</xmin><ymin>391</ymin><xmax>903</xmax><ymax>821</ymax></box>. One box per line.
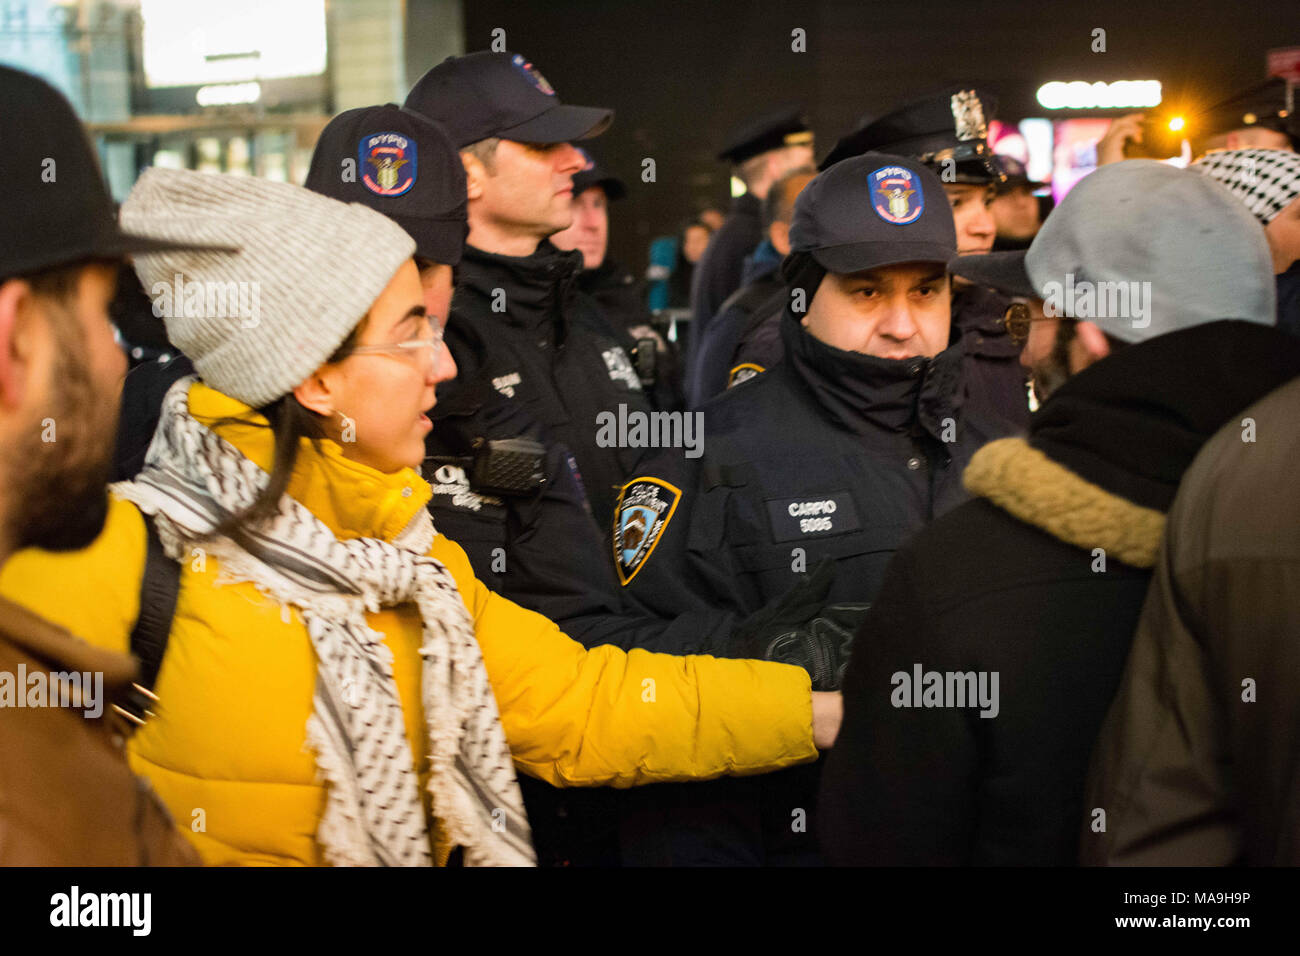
<box><xmin>1036</xmin><ymin>81</ymin><xmax>1162</xmax><ymax>110</ymax></box>
<box><xmin>141</xmin><ymin>0</ymin><xmax>327</xmax><ymax>88</ymax></box>
<box><xmin>196</xmin><ymin>82</ymin><xmax>262</xmax><ymax>107</ymax></box>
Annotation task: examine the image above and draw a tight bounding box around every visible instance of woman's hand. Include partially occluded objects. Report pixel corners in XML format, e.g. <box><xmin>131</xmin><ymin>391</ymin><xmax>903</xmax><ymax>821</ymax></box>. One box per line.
<box><xmin>812</xmin><ymin>691</ymin><xmax>843</xmax><ymax>750</ymax></box>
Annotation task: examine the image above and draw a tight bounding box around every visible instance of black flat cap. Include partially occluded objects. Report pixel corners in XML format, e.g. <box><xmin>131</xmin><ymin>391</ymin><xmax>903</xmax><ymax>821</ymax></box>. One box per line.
<box><xmin>305</xmin><ymin>104</ymin><xmax>469</xmax><ymax>265</ymax></box>
<box><xmin>993</xmin><ymin>155</ymin><xmax>1047</xmax><ymax>193</ymax></box>
<box><xmin>718</xmin><ymin>104</ymin><xmax>813</xmax><ymax>165</ymax></box>
<box><xmin>405</xmin><ymin>51</ymin><xmax>612</xmax><ymax>149</ymax></box>
<box><xmin>1</xmin><ymin>65</ymin><xmax>226</xmax><ymax>282</ymax></box>
<box><xmin>820</xmin><ymin>86</ymin><xmax>1003</xmax><ymax>185</ymax></box>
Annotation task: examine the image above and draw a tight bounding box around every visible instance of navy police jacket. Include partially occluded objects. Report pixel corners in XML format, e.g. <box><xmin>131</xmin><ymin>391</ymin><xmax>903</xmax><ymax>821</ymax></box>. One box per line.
<box><xmin>431</xmin><ymin>314</ymin><xmax>738</xmax><ymax>659</ymax></box>
<box><xmin>685</xmin><ymin>273</ymin><xmax>786</xmax><ymax>408</ymax></box>
<box><xmin>613</xmin><ymin>307</ymin><xmax>1014</xmax><ymax>866</ymax></box>
<box><xmin>688</xmin><ymin>192</ymin><xmax>764</xmax><ymax>358</ymax></box>
<box><xmin>951</xmin><ymin>282</ymin><xmax>1032</xmax><ymax>430</ymax></box>
<box><xmin>619</xmin><ymin>307</ymin><xmax>1011</xmax><ymax>620</ymax></box>
<box><xmin>447</xmin><ymin>240</ymin><xmax>655</xmax><ymax>529</ymax></box>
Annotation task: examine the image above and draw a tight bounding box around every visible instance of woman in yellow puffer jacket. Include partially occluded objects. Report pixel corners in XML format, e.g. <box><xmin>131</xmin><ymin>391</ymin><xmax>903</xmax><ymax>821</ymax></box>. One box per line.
<box><xmin>0</xmin><ymin>168</ymin><xmax>837</xmax><ymax>866</ymax></box>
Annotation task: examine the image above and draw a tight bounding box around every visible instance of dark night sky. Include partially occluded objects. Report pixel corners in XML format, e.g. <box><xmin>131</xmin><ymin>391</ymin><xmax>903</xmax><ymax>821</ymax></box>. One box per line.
<box><xmin>462</xmin><ymin>0</ymin><xmax>1299</xmax><ymax>271</ymax></box>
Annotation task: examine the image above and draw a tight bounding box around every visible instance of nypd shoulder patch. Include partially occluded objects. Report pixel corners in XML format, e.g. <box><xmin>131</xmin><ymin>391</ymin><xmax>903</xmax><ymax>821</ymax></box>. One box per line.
<box><xmin>728</xmin><ymin>362</ymin><xmax>765</xmax><ymax>388</ymax></box>
<box><xmin>613</xmin><ymin>477</ymin><xmax>681</xmax><ymax>585</ymax></box>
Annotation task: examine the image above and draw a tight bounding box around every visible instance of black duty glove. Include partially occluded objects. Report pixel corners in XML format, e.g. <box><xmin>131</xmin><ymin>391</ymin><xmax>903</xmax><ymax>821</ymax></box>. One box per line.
<box><xmin>731</xmin><ymin>560</ymin><xmax>872</xmax><ymax>690</ymax></box>
<box><xmin>731</xmin><ymin>558</ymin><xmax>837</xmax><ymax>658</ymax></box>
<box><xmin>764</xmin><ymin>603</ymin><xmax>871</xmax><ymax>691</ymax></box>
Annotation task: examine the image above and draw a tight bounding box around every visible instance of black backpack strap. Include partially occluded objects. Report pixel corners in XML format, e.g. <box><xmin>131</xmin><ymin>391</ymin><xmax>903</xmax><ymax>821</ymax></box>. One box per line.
<box><xmin>118</xmin><ymin>512</ymin><xmax>181</xmax><ymax>728</ymax></box>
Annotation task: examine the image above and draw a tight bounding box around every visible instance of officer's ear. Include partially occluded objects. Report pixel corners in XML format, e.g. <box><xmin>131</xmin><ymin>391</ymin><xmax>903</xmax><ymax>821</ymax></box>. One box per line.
<box><xmin>769</xmin><ymin>220</ymin><xmax>792</xmax><ymax>257</ymax></box>
<box><xmin>461</xmin><ymin>152</ymin><xmax>487</xmax><ymax>201</ymax></box>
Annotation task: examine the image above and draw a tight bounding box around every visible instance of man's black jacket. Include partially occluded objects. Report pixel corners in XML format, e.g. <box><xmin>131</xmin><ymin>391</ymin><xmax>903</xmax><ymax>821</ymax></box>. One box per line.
<box><xmin>446</xmin><ymin>240</ymin><xmax>654</xmax><ymax>528</ymax></box>
<box><xmin>819</xmin><ymin>320</ymin><xmax>1300</xmax><ymax>865</ymax></box>
<box><xmin>685</xmin><ymin>268</ymin><xmax>785</xmax><ymax>408</ymax></box>
<box><xmin>688</xmin><ymin>192</ymin><xmax>763</xmax><ymax>357</ymax></box>
<box><xmin>578</xmin><ymin>256</ymin><xmax>684</xmax><ymax>412</ymax></box>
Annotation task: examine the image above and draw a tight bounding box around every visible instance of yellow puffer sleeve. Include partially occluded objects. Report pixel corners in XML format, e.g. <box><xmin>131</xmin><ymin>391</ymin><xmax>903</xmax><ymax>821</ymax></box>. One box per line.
<box><xmin>0</xmin><ymin>495</ymin><xmax>146</xmax><ymax>654</ymax></box>
<box><xmin>429</xmin><ymin>535</ymin><xmax>817</xmax><ymax>789</ymax></box>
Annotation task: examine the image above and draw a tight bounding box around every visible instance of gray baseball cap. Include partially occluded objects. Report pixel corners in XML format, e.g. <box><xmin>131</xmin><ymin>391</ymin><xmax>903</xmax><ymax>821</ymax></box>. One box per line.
<box><xmin>951</xmin><ymin>160</ymin><xmax>1275</xmax><ymax>343</ymax></box>
<box><xmin>790</xmin><ymin>152</ymin><xmax>957</xmax><ymax>274</ymax></box>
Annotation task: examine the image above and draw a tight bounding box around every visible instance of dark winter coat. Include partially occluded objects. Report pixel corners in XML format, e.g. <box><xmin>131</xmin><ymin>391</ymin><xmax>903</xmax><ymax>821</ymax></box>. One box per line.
<box><xmin>950</xmin><ymin>282</ymin><xmax>1031</xmax><ymax>430</ymax></box>
<box><xmin>818</xmin><ymin>320</ymin><xmax>1300</xmax><ymax>865</ymax></box>
<box><xmin>578</xmin><ymin>256</ymin><xmax>684</xmax><ymax>412</ymax></box>
<box><xmin>1083</xmin><ymin>372</ymin><xmax>1300</xmax><ymax>866</ymax></box>
<box><xmin>684</xmin><ymin>270</ymin><xmax>784</xmax><ymax>407</ymax></box>
<box><xmin>688</xmin><ymin>192</ymin><xmax>763</xmax><ymax>354</ymax></box>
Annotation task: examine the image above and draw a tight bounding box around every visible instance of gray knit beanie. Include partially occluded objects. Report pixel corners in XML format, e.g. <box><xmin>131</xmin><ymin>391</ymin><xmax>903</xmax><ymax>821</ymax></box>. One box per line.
<box><xmin>121</xmin><ymin>167</ymin><xmax>416</xmax><ymax>407</ymax></box>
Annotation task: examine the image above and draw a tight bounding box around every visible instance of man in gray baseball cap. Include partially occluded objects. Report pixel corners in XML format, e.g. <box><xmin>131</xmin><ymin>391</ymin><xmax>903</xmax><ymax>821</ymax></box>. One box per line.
<box><xmin>820</xmin><ymin>157</ymin><xmax>1300</xmax><ymax>866</ymax></box>
<box><xmin>951</xmin><ymin>158</ymin><xmax>1275</xmax><ymax>404</ymax></box>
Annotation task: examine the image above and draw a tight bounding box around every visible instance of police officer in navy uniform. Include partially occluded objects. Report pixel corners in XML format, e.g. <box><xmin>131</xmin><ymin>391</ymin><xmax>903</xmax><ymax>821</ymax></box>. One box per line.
<box><xmin>821</xmin><ymin>88</ymin><xmax>1032</xmax><ymax>429</ymax></box>
<box><xmin>553</xmin><ymin>149</ymin><xmax>684</xmax><ymax>411</ymax></box>
<box><xmin>685</xmin><ymin>165</ymin><xmax>815</xmax><ymax>406</ymax></box>
<box><xmin>404</xmin><ymin>51</ymin><xmax>658</xmax><ymax>528</ymax></box>
<box><xmin>614</xmin><ymin>153</ymin><xmax>1013</xmax><ymax>865</ymax></box>
<box><xmin>687</xmin><ymin>106</ymin><xmax>813</xmax><ymax>380</ymax></box>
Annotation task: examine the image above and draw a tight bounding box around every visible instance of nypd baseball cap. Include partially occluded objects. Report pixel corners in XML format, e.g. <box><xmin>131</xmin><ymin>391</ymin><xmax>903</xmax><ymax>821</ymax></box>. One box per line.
<box><xmin>1</xmin><ymin>65</ymin><xmax>227</xmax><ymax>283</ymax></box>
<box><xmin>404</xmin><ymin>51</ymin><xmax>613</xmax><ymax>149</ymax></box>
<box><xmin>305</xmin><ymin>104</ymin><xmax>468</xmax><ymax>265</ymax></box>
<box><xmin>789</xmin><ymin>152</ymin><xmax>957</xmax><ymax>274</ymax></box>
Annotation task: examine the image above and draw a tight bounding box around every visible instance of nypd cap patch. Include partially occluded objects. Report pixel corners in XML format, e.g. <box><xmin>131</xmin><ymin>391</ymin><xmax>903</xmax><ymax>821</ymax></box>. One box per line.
<box><xmin>869</xmin><ymin>165</ymin><xmax>924</xmax><ymax>225</ymax></box>
<box><xmin>613</xmin><ymin>477</ymin><xmax>681</xmax><ymax>585</ymax></box>
<box><xmin>360</xmin><ymin>131</ymin><xmax>417</xmax><ymax>197</ymax></box>
<box><xmin>510</xmin><ymin>54</ymin><xmax>556</xmax><ymax>96</ymax></box>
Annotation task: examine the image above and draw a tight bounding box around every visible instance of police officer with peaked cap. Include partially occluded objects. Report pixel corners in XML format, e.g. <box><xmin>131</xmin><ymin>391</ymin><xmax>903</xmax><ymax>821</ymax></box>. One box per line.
<box><xmin>823</xmin><ymin>87</ymin><xmax>1032</xmax><ymax>428</ymax></box>
<box><xmin>687</xmin><ymin>105</ymin><xmax>814</xmax><ymax>379</ymax></box>
<box><xmin>613</xmin><ymin>153</ymin><xmax>1014</xmax><ymax>865</ymax></box>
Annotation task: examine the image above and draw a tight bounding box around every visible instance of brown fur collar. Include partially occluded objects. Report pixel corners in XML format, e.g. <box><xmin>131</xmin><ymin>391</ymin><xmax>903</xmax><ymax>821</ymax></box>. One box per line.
<box><xmin>962</xmin><ymin>438</ymin><xmax>1166</xmax><ymax>569</ymax></box>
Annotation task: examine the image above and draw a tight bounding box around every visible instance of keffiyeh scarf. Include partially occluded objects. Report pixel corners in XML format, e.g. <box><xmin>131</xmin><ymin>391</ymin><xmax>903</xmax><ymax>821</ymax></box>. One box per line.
<box><xmin>114</xmin><ymin>377</ymin><xmax>535</xmax><ymax>866</ymax></box>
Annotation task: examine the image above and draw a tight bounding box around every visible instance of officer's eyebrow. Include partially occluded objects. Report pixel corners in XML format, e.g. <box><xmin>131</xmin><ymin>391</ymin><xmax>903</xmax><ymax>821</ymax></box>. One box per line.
<box><xmin>915</xmin><ymin>268</ymin><xmax>947</xmax><ymax>286</ymax></box>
